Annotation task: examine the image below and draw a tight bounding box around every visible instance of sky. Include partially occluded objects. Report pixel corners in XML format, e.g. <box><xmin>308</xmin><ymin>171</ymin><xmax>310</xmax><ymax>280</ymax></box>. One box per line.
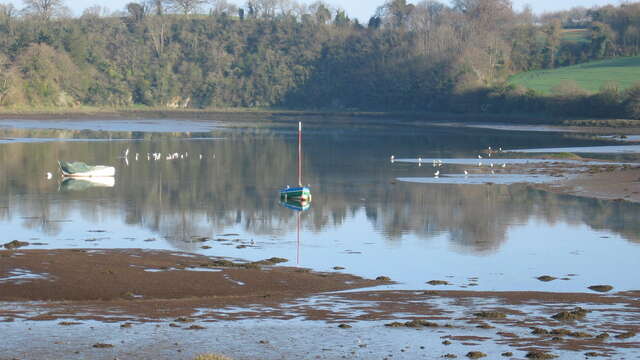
<box><xmin>2</xmin><ymin>0</ymin><xmax>625</xmax><ymax>21</ymax></box>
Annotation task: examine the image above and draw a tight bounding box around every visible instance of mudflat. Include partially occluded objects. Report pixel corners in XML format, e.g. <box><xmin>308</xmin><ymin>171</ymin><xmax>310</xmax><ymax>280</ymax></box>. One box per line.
<box><xmin>0</xmin><ymin>249</ymin><xmax>379</xmax><ymax>303</ymax></box>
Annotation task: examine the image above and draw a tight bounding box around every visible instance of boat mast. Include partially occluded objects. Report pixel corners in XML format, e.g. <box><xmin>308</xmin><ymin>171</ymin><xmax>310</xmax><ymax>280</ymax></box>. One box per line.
<box><xmin>298</xmin><ymin>121</ymin><xmax>302</xmax><ymax>187</ymax></box>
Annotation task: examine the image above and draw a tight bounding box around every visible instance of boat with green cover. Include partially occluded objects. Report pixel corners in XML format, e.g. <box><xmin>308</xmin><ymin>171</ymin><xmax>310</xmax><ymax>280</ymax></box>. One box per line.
<box><xmin>58</xmin><ymin>161</ymin><xmax>116</xmax><ymax>178</ymax></box>
<box><xmin>280</xmin><ymin>186</ymin><xmax>312</xmax><ymax>202</ymax></box>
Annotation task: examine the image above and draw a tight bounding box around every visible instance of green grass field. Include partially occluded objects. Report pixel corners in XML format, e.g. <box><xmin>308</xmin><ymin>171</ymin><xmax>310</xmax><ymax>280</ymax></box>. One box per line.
<box><xmin>508</xmin><ymin>56</ymin><xmax>640</xmax><ymax>94</ymax></box>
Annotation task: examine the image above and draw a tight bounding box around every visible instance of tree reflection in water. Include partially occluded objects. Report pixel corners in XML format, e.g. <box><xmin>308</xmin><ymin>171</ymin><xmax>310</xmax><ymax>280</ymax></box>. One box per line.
<box><xmin>0</xmin><ymin>123</ymin><xmax>638</xmax><ymax>254</ymax></box>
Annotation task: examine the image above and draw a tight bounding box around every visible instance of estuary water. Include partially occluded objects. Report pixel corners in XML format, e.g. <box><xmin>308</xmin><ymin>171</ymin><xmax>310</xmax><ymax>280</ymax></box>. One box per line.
<box><xmin>0</xmin><ymin>117</ymin><xmax>638</xmax><ymax>293</ymax></box>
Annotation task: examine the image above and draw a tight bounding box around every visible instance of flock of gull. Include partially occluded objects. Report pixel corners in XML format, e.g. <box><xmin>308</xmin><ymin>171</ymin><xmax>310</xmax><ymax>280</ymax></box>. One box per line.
<box><xmin>116</xmin><ymin>148</ymin><xmax>217</xmax><ymax>167</ymax></box>
<box><xmin>390</xmin><ymin>146</ymin><xmax>508</xmax><ymax>178</ymax></box>
<box><xmin>120</xmin><ymin>148</ymin><xmax>213</xmax><ymax>165</ymax></box>
<box><xmin>45</xmin><ymin>148</ymin><xmax>213</xmax><ymax>179</ymax></box>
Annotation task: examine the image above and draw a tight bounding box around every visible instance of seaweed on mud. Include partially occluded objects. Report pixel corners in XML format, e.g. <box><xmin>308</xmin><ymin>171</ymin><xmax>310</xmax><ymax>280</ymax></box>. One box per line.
<box><xmin>549</xmin><ymin>328</ymin><xmax>572</xmax><ymax>336</ymax></box>
<box><xmin>585</xmin><ymin>352</ymin><xmax>607</xmax><ymax>357</ymax></box>
<box><xmin>58</xmin><ymin>321</ymin><xmax>82</xmax><ymax>326</ymax></box>
<box><xmin>531</xmin><ymin>327</ymin><xmax>550</xmax><ymax>335</ymax></box>
<box><xmin>3</xmin><ymin>240</ymin><xmax>29</xmax><ymax>249</ymax></box>
<box><xmin>474</xmin><ymin>311</ymin><xmax>507</xmax><ymax>319</ymax></box>
<box><xmin>385</xmin><ymin>320</ymin><xmax>438</xmax><ymax>328</ymax></box>
<box><xmin>588</xmin><ymin>285</ymin><xmax>614</xmax><ymax>292</ymax></box>
<box><xmin>338</xmin><ymin>324</ymin><xmax>352</xmax><ymax>329</ymax></box>
<box><xmin>174</xmin><ymin>317</ymin><xmax>195</xmax><ymax>323</ymax></box>
<box><xmin>193</xmin><ymin>354</ymin><xmax>234</xmax><ymax>360</ymax></box>
<box><xmin>525</xmin><ymin>351</ymin><xmax>557</xmax><ymax>359</ymax></box>
<box><xmin>209</xmin><ymin>260</ymin><xmax>238</xmax><ymax>267</ymax></box>
<box><xmin>427</xmin><ymin>280</ymin><xmax>450</xmax><ymax>286</ymax></box>
<box><xmin>615</xmin><ymin>331</ymin><xmax>636</xmax><ymax>339</ymax></box>
<box><xmin>376</xmin><ymin>276</ymin><xmax>391</xmax><ymax>281</ymax></box>
<box><xmin>207</xmin><ymin>257</ymin><xmax>286</xmax><ymax>269</ymax></box>
<box><xmin>466</xmin><ymin>351</ymin><xmax>487</xmax><ymax>359</ymax></box>
<box><xmin>190</xmin><ymin>237</ymin><xmax>210</xmax><ymax>243</ymax></box>
<box><xmin>537</xmin><ymin>275</ymin><xmax>557</xmax><ymax>282</ymax></box>
<box><xmin>551</xmin><ymin>307</ymin><xmax>589</xmax><ymax>321</ymax></box>
<box><xmin>595</xmin><ymin>332</ymin><xmax>610</xmax><ymax>340</ymax></box>
<box><xmin>442</xmin><ymin>340</ymin><xmax>452</xmax><ymax>345</ymax></box>
<box><xmin>385</xmin><ymin>322</ymin><xmax>405</xmax><ymax>328</ymax></box>
<box><xmin>186</xmin><ymin>325</ymin><xmax>206</xmax><ymax>330</ymax></box>
<box><xmin>251</xmin><ymin>257</ymin><xmax>288</xmax><ymax>266</ymax></box>
<box><xmin>570</xmin><ymin>331</ymin><xmax>592</xmax><ymax>338</ymax></box>
<box><xmin>476</xmin><ymin>323</ymin><xmax>495</xmax><ymax>329</ymax></box>
<box><xmin>405</xmin><ymin>319</ymin><xmax>439</xmax><ymax>328</ymax></box>
<box><xmin>501</xmin><ymin>352</ymin><xmax>513</xmax><ymax>357</ymax></box>
<box><xmin>92</xmin><ymin>343</ymin><xmax>114</xmax><ymax>348</ymax></box>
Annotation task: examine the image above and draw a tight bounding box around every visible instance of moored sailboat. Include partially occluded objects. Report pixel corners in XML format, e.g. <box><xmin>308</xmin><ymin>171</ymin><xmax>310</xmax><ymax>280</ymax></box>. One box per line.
<box><xmin>280</xmin><ymin>122</ymin><xmax>312</xmax><ymax>202</ymax></box>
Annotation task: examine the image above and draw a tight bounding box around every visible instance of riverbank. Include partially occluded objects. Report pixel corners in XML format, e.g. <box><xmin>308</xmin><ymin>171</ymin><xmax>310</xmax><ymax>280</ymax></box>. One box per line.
<box><xmin>2</xmin><ymin>106</ymin><xmax>640</xmax><ymax>129</ymax></box>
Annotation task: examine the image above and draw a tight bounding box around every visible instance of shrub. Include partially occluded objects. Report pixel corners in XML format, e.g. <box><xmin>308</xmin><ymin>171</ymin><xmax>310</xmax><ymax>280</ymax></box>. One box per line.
<box><xmin>625</xmin><ymin>82</ymin><xmax>640</xmax><ymax>119</ymax></box>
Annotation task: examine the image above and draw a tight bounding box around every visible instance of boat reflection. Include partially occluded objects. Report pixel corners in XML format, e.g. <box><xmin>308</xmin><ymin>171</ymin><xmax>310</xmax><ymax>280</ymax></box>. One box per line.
<box><xmin>60</xmin><ymin>177</ymin><xmax>115</xmax><ymax>191</ymax></box>
<box><xmin>280</xmin><ymin>199</ymin><xmax>311</xmax><ymax>212</ymax></box>
<box><xmin>279</xmin><ymin>199</ymin><xmax>310</xmax><ymax>265</ymax></box>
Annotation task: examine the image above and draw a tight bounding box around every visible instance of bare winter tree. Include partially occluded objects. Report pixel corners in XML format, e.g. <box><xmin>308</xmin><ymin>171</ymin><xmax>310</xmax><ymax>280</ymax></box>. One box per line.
<box><xmin>168</xmin><ymin>0</ymin><xmax>206</xmax><ymax>15</ymax></box>
<box><xmin>82</xmin><ymin>5</ymin><xmax>111</xmax><ymax>18</ymax></box>
<box><xmin>22</xmin><ymin>0</ymin><xmax>66</xmax><ymax>20</ymax></box>
<box><xmin>0</xmin><ymin>3</ymin><xmax>18</xmax><ymax>34</ymax></box>
<box><xmin>309</xmin><ymin>1</ymin><xmax>331</xmax><ymax>24</ymax></box>
<box><xmin>143</xmin><ymin>0</ymin><xmax>165</xmax><ymax>16</ymax></box>
<box><xmin>246</xmin><ymin>0</ymin><xmax>279</xmax><ymax>18</ymax></box>
<box><xmin>209</xmin><ymin>0</ymin><xmax>237</xmax><ymax>16</ymax></box>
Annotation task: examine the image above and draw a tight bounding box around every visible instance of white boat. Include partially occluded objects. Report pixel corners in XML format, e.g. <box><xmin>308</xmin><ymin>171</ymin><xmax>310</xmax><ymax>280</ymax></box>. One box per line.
<box><xmin>58</xmin><ymin>161</ymin><xmax>116</xmax><ymax>177</ymax></box>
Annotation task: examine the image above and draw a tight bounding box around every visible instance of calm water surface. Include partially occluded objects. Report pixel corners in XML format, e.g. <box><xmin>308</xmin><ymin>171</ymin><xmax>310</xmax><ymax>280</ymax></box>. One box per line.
<box><xmin>0</xmin><ymin>118</ymin><xmax>638</xmax><ymax>293</ymax></box>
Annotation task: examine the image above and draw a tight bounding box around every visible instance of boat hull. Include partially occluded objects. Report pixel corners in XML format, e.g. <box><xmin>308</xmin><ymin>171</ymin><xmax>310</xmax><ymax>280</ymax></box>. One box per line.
<box><xmin>280</xmin><ymin>199</ymin><xmax>311</xmax><ymax>211</ymax></box>
<box><xmin>61</xmin><ymin>166</ymin><xmax>116</xmax><ymax>178</ymax></box>
<box><xmin>279</xmin><ymin>187</ymin><xmax>312</xmax><ymax>201</ymax></box>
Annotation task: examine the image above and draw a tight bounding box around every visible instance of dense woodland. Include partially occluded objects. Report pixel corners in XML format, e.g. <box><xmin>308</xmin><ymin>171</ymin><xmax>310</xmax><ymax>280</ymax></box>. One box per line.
<box><xmin>0</xmin><ymin>0</ymin><xmax>640</xmax><ymax>119</ymax></box>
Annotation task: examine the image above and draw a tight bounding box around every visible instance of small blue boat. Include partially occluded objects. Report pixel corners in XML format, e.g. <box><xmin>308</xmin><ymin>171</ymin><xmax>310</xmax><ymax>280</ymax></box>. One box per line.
<box><xmin>280</xmin><ymin>122</ymin><xmax>312</xmax><ymax>203</ymax></box>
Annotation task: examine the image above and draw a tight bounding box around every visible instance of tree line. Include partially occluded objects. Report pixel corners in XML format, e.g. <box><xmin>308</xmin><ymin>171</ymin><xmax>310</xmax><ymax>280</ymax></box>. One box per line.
<box><xmin>0</xmin><ymin>0</ymin><xmax>639</xmax><ymax>120</ymax></box>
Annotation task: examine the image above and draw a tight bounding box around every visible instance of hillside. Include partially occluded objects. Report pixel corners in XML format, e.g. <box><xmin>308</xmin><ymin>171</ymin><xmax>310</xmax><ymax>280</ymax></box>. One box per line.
<box><xmin>508</xmin><ymin>56</ymin><xmax>640</xmax><ymax>94</ymax></box>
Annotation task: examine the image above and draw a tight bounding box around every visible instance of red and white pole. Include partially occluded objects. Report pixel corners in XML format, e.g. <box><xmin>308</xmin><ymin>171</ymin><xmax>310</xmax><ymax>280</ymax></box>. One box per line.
<box><xmin>298</xmin><ymin>121</ymin><xmax>302</xmax><ymax>187</ymax></box>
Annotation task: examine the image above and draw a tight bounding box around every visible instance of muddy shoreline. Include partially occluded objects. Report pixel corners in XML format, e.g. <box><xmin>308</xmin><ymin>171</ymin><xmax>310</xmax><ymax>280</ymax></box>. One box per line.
<box><xmin>2</xmin><ymin>252</ymin><xmax>639</xmax><ymax>359</ymax></box>
<box><xmin>2</xmin><ymin>109</ymin><xmax>640</xmax><ymax>130</ymax></box>
<box><xmin>0</xmin><ymin>249</ymin><xmax>380</xmax><ymax>302</ymax></box>
<box><xmin>537</xmin><ymin>168</ymin><xmax>640</xmax><ymax>203</ymax></box>
<box><xmin>1</xmin><ymin>250</ymin><xmax>638</xmax><ymax>359</ymax></box>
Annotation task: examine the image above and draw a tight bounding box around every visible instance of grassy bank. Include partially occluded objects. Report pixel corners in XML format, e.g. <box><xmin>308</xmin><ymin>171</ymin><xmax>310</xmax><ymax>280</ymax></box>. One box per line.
<box><xmin>508</xmin><ymin>56</ymin><xmax>640</xmax><ymax>94</ymax></box>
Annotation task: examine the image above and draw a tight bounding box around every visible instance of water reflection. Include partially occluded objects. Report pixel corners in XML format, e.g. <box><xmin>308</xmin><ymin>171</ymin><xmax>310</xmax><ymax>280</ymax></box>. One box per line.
<box><xmin>60</xmin><ymin>177</ymin><xmax>115</xmax><ymax>191</ymax></box>
<box><xmin>0</xmin><ymin>124</ymin><xmax>638</xmax><ymax>248</ymax></box>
